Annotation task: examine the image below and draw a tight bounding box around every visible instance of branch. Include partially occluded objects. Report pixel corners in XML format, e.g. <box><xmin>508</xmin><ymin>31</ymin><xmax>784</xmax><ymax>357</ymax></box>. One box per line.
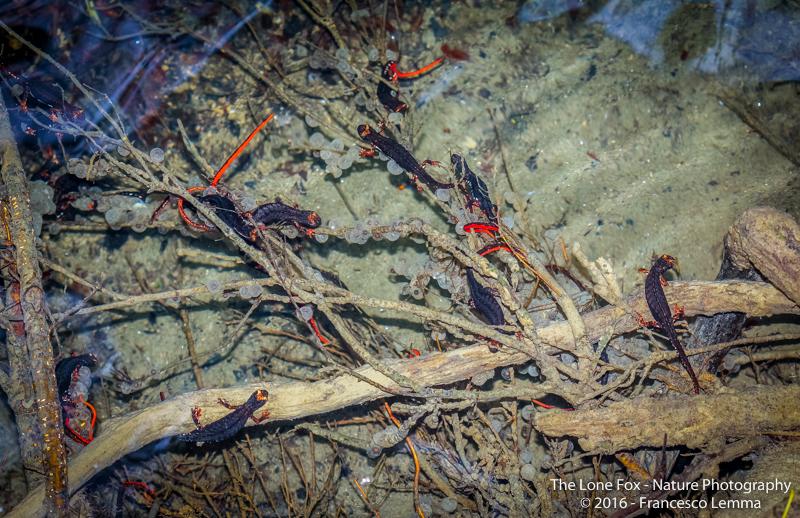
<box><xmin>0</xmin><ymin>92</ymin><xmax>68</xmax><ymax>514</ymax></box>
<box><xmin>534</xmin><ymin>384</ymin><xmax>800</xmax><ymax>452</ymax></box>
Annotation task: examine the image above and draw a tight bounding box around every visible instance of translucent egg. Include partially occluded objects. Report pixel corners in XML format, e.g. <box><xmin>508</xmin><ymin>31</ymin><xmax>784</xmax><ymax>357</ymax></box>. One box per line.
<box><xmin>309</xmin><ymin>132</ymin><xmax>326</xmax><ymax>147</ymax></box>
<box><xmin>149</xmin><ymin>147</ymin><xmax>165</xmax><ymax>163</ymax></box>
<box><xmin>305</xmin><ymin>114</ymin><xmax>320</xmax><ymax>128</ymax></box>
<box><xmin>205</xmin><ymin>279</ymin><xmax>223</xmax><ymax>294</ymax></box>
<box><xmin>387</xmin><ymin>159</ymin><xmax>403</xmax><ymax>176</ymax></box>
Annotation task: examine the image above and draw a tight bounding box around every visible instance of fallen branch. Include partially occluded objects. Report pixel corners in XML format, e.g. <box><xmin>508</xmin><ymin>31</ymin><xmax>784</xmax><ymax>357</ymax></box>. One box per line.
<box><xmin>0</xmin><ymin>87</ymin><xmax>69</xmax><ymax>515</ymax></box>
<box><xmin>534</xmin><ymin>384</ymin><xmax>800</xmax><ymax>452</ymax></box>
<box><xmin>8</xmin><ymin>279</ymin><xmax>798</xmax><ymax>517</ymax></box>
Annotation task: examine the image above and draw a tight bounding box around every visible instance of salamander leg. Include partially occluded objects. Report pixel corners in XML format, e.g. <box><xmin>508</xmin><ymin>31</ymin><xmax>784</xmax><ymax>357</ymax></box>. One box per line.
<box><xmin>217</xmin><ymin>398</ymin><xmax>240</xmax><ymax>410</ymax></box>
<box><xmin>672</xmin><ymin>304</ymin><xmax>685</xmax><ymax>322</ymax></box>
<box><xmin>635</xmin><ymin>312</ymin><xmax>659</xmax><ymax>329</ymax></box>
<box><xmin>250</xmin><ymin>410</ymin><xmax>271</xmax><ymax>424</ymax></box>
<box><xmin>190</xmin><ymin>407</ymin><xmax>203</xmax><ymax>427</ymax></box>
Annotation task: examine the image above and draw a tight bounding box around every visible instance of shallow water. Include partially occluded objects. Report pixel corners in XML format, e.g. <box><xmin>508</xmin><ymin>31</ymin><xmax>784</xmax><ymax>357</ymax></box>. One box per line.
<box><xmin>0</xmin><ymin>1</ymin><xmax>798</xmax><ymax>516</ymax></box>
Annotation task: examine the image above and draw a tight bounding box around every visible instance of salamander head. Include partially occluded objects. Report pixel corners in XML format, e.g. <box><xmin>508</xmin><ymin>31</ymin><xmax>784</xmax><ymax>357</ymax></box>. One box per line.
<box><xmin>383</xmin><ymin>61</ymin><xmax>398</xmax><ymax>81</ymax></box>
<box><xmin>357</xmin><ymin>124</ymin><xmax>372</xmax><ymax>139</ymax></box>
<box><xmin>306</xmin><ymin>211</ymin><xmax>321</xmax><ymax>228</ymax></box>
<box><xmin>659</xmin><ymin>254</ymin><xmax>677</xmax><ymax>268</ymax></box>
<box><xmin>653</xmin><ymin>254</ymin><xmax>678</xmax><ymax>274</ymax></box>
<box><xmin>255</xmin><ymin>389</ymin><xmax>268</xmax><ymax>401</ymax></box>
<box><xmin>450</xmin><ymin>154</ymin><xmax>465</xmax><ymax>176</ymax></box>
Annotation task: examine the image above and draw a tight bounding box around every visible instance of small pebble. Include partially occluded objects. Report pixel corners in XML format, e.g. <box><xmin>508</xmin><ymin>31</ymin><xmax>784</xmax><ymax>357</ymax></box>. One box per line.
<box><xmin>440</xmin><ymin>497</ymin><xmax>458</xmax><ymax>513</ymax></box>
<box><xmin>314</xmin><ymin>233</ymin><xmax>329</xmax><ymax>243</ymax></box>
<box><xmin>520</xmin><ymin>464</ymin><xmax>537</xmax><ymax>482</ymax></box>
<box><xmin>519</xmin><ymin>448</ymin><xmax>534</xmax><ymax>464</ymax></box>
<box><xmin>387</xmin><ymin>112</ymin><xmax>403</xmax><ymax>124</ymax></box>
<box><xmin>560</xmin><ymin>353</ymin><xmax>577</xmax><ymax>367</ymax></box>
<box><xmin>117</xmin><ymin>145</ymin><xmax>130</xmax><ymax>157</ymax></box>
<box><xmin>435</xmin><ymin>188</ymin><xmax>450</xmax><ymax>202</ymax></box>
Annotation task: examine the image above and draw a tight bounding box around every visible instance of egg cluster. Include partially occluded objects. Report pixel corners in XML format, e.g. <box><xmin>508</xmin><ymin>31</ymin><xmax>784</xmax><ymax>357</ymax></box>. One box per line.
<box><xmin>100</xmin><ymin>195</ymin><xmax>153</xmax><ymax>233</ymax></box>
<box><xmin>308</xmin><ymin>131</ymin><xmax>360</xmax><ymax>179</ymax></box>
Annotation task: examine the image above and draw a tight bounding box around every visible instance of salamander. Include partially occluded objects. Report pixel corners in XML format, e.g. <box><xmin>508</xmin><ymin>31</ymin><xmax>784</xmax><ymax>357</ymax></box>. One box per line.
<box><xmin>55</xmin><ymin>353</ymin><xmax>98</xmax><ymax>402</ymax></box>
<box><xmin>358</xmin><ymin>124</ymin><xmax>453</xmax><ymax>191</ymax></box>
<box><xmin>377</xmin><ymin>61</ymin><xmax>408</xmax><ymax>113</ymax></box>
<box><xmin>250</xmin><ymin>200</ymin><xmax>321</xmax><ymax>231</ymax></box>
<box><xmin>451</xmin><ymin>154</ymin><xmax>497</xmax><ymax>224</ymax></box>
<box><xmin>643</xmin><ymin>255</ymin><xmax>700</xmax><ymax>393</ymax></box>
<box><xmin>178</xmin><ymin>389</ymin><xmax>270</xmax><ymax>443</ymax></box>
<box><xmin>466</xmin><ymin>268</ymin><xmax>508</xmax><ymax>331</ymax></box>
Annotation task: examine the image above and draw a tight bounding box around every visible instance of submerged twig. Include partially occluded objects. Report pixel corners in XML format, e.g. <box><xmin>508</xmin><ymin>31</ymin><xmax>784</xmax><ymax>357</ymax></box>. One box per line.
<box><xmin>0</xmin><ymin>93</ymin><xmax>69</xmax><ymax>514</ymax></box>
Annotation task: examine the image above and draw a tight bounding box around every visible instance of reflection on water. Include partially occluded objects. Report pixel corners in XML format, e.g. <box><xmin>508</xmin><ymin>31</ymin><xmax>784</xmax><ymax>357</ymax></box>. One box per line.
<box><xmin>519</xmin><ymin>0</ymin><xmax>800</xmax><ymax>82</ymax></box>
